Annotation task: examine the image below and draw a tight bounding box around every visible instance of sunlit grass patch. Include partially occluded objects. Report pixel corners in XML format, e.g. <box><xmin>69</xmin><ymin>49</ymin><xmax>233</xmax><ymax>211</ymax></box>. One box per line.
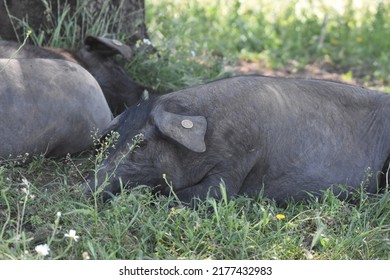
<box><xmin>146</xmin><ymin>0</ymin><xmax>390</xmax><ymax>87</ymax></box>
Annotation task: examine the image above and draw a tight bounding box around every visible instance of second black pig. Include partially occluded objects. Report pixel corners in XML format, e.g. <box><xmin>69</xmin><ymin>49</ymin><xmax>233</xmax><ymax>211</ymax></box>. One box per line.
<box><xmin>0</xmin><ymin>36</ymin><xmax>149</xmax><ymax>114</ymax></box>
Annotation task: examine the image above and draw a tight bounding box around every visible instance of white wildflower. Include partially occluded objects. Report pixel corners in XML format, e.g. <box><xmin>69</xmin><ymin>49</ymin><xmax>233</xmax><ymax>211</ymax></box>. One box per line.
<box><xmin>82</xmin><ymin>251</ymin><xmax>90</xmax><ymax>260</ymax></box>
<box><xmin>22</xmin><ymin>178</ymin><xmax>30</xmax><ymax>189</ymax></box>
<box><xmin>20</xmin><ymin>187</ymin><xmax>29</xmax><ymax>195</ymax></box>
<box><xmin>35</xmin><ymin>244</ymin><xmax>50</xmax><ymax>256</ymax></box>
<box><xmin>64</xmin><ymin>229</ymin><xmax>80</xmax><ymax>242</ymax></box>
<box><xmin>143</xmin><ymin>38</ymin><xmax>151</xmax><ymax>45</ymax></box>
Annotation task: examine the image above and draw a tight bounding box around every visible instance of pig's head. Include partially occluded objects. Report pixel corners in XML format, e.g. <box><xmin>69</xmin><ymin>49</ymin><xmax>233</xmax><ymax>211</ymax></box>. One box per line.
<box><xmin>82</xmin><ymin>98</ymin><xmax>208</xmax><ymax>201</ymax></box>
<box><xmin>77</xmin><ymin>36</ymin><xmax>147</xmax><ymax>114</ymax></box>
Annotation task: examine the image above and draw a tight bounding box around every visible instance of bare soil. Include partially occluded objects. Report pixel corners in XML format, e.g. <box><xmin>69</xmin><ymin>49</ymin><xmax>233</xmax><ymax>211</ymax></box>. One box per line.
<box><xmin>225</xmin><ymin>60</ymin><xmax>360</xmax><ymax>85</ymax></box>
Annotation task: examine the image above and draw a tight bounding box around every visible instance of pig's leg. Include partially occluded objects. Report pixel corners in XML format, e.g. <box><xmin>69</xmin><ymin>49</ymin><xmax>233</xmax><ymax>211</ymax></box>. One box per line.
<box><xmin>175</xmin><ymin>165</ymin><xmax>251</xmax><ymax>204</ymax></box>
<box><xmin>175</xmin><ymin>152</ymin><xmax>260</xmax><ymax>204</ymax></box>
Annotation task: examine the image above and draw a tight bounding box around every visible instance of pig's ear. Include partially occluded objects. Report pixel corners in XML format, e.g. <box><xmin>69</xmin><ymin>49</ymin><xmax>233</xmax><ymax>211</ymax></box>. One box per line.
<box><xmin>154</xmin><ymin>111</ymin><xmax>207</xmax><ymax>153</ymax></box>
<box><xmin>84</xmin><ymin>36</ymin><xmax>133</xmax><ymax>60</ymax></box>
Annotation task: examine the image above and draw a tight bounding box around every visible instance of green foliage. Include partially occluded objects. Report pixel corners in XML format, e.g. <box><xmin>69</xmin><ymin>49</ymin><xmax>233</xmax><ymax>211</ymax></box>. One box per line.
<box><xmin>126</xmin><ymin>39</ymin><xmax>229</xmax><ymax>93</ymax></box>
<box><xmin>147</xmin><ymin>0</ymin><xmax>390</xmax><ymax>87</ymax></box>
<box><xmin>16</xmin><ymin>0</ymin><xmax>136</xmax><ymax>49</ymax></box>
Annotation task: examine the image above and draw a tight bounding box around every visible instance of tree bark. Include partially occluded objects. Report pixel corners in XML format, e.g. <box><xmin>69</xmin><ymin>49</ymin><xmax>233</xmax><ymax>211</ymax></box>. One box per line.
<box><xmin>0</xmin><ymin>0</ymin><xmax>148</xmax><ymax>47</ymax></box>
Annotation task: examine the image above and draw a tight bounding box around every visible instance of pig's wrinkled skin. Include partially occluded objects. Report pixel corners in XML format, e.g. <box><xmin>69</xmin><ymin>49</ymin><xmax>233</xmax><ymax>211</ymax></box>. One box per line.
<box><xmin>0</xmin><ymin>58</ymin><xmax>112</xmax><ymax>159</ymax></box>
<box><xmin>0</xmin><ymin>37</ymin><xmax>148</xmax><ymax>114</ymax></box>
<box><xmin>83</xmin><ymin>75</ymin><xmax>390</xmax><ymax>204</ymax></box>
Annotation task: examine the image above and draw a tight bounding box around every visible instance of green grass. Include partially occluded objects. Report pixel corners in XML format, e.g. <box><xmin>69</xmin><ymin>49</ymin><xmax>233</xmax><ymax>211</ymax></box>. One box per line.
<box><xmin>1</xmin><ymin>0</ymin><xmax>390</xmax><ymax>259</ymax></box>
<box><xmin>145</xmin><ymin>0</ymin><xmax>390</xmax><ymax>91</ymax></box>
<box><xmin>1</xmin><ymin>155</ymin><xmax>389</xmax><ymax>260</ymax></box>
<box><xmin>18</xmin><ymin>0</ymin><xmax>136</xmax><ymax>49</ymax></box>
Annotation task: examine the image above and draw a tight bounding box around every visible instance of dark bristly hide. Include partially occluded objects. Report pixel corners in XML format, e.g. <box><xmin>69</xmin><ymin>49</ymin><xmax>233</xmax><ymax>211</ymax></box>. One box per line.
<box><xmin>83</xmin><ymin>75</ymin><xmax>390</xmax><ymax>204</ymax></box>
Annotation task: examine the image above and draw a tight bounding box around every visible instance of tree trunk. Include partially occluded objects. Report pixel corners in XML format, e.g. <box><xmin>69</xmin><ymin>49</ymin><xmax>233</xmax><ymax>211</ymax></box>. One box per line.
<box><xmin>0</xmin><ymin>0</ymin><xmax>148</xmax><ymax>47</ymax></box>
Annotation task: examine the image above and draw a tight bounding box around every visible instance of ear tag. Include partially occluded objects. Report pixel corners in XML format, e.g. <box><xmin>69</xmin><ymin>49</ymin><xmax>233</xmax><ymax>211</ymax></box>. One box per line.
<box><xmin>111</xmin><ymin>39</ymin><xmax>123</xmax><ymax>46</ymax></box>
<box><xmin>181</xmin><ymin>119</ymin><xmax>194</xmax><ymax>129</ymax></box>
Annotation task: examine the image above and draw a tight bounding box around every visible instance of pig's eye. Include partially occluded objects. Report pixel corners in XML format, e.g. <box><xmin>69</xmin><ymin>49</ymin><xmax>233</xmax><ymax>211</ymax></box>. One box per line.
<box><xmin>137</xmin><ymin>137</ymin><xmax>148</xmax><ymax>148</ymax></box>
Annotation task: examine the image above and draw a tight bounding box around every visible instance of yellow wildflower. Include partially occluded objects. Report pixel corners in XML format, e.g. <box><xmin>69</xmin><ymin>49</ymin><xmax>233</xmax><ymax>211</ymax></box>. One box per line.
<box><xmin>276</xmin><ymin>214</ymin><xmax>286</xmax><ymax>221</ymax></box>
<box><xmin>355</xmin><ymin>37</ymin><xmax>364</xmax><ymax>43</ymax></box>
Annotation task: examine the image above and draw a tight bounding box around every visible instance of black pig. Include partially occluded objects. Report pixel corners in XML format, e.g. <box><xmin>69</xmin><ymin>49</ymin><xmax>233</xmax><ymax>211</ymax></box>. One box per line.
<box><xmin>0</xmin><ymin>36</ymin><xmax>148</xmax><ymax>114</ymax></box>
<box><xmin>83</xmin><ymin>75</ymin><xmax>390</xmax><ymax>204</ymax></box>
<box><xmin>0</xmin><ymin>58</ymin><xmax>112</xmax><ymax>159</ymax></box>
